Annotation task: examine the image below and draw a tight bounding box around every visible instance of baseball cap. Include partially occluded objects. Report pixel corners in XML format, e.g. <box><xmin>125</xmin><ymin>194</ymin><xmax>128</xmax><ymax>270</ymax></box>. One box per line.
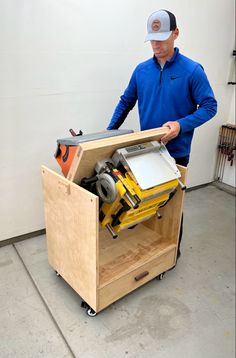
<box><xmin>145</xmin><ymin>9</ymin><xmax>177</xmax><ymax>42</ymax></box>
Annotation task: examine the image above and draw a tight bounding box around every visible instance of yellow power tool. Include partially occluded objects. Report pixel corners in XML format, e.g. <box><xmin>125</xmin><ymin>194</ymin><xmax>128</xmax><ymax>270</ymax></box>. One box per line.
<box><xmin>80</xmin><ymin>141</ymin><xmax>185</xmax><ymax>239</ymax></box>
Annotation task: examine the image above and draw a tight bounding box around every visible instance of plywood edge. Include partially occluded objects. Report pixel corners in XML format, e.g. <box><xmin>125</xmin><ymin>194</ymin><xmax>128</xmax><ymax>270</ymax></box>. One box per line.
<box><xmin>77</xmin><ymin>127</ymin><xmax>169</xmax><ymax>151</ymax></box>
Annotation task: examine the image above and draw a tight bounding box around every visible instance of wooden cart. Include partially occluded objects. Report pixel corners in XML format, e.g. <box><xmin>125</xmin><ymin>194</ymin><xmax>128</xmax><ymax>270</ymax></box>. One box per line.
<box><xmin>41</xmin><ymin>128</ymin><xmax>187</xmax><ymax>316</ymax></box>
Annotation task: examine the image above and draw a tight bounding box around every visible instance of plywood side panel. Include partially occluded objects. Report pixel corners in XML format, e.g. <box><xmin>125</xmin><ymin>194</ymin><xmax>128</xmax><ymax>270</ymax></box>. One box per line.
<box><xmin>144</xmin><ymin>166</ymin><xmax>187</xmax><ymax>250</ymax></box>
<box><xmin>67</xmin><ymin>128</ymin><xmax>169</xmax><ymax>183</ymax></box>
<box><xmin>41</xmin><ymin>166</ymin><xmax>99</xmax><ymax>310</ymax></box>
<box><xmin>159</xmin><ymin>166</ymin><xmax>187</xmax><ymax>245</ymax></box>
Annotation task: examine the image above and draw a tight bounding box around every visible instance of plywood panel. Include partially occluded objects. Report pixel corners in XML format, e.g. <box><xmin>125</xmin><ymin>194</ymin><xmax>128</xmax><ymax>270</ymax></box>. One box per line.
<box><xmin>98</xmin><ymin>246</ymin><xmax>175</xmax><ymax>311</ymax></box>
<box><xmin>158</xmin><ymin>166</ymin><xmax>187</xmax><ymax>244</ymax></box>
<box><xmin>99</xmin><ymin>225</ymin><xmax>169</xmax><ymax>286</ymax></box>
<box><xmin>41</xmin><ymin>129</ymin><xmax>186</xmax><ymax>313</ymax></box>
<box><xmin>143</xmin><ymin>166</ymin><xmax>187</xmax><ymax>259</ymax></box>
<box><xmin>67</xmin><ymin>128</ymin><xmax>169</xmax><ymax>183</ymax></box>
<box><xmin>41</xmin><ymin>166</ymin><xmax>99</xmax><ymax>310</ymax></box>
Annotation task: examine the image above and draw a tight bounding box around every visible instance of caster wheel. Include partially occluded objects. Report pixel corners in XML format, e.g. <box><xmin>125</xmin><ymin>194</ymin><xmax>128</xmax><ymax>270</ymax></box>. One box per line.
<box><xmin>157</xmin><ymin>272</ymin><xmax>165</xmax><ymax>280</ymax></box>
<box><xmin>87</xmin><ymin>308</ymin><xmax>97</xmax><ymax>317</ymax></box>
<box><xmin>55</xmin><ymin>271</ymin><xmax>61</xmax><ymax>277</ymax></box>
<box><xmin>81</xmin><ymin>301</ymin><xmax>97</xmax><ymax>316</ymax></box>
<box><xmin>81</xmin><ymin>301</ymin><xmax>88</xmax><ymax>309</ymax></box>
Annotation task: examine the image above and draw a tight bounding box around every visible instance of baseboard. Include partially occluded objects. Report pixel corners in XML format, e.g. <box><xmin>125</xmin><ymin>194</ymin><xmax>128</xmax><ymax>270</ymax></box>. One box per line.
<box><xmin>0</xmin><ymin>229</ymin><xmax>46</xmax><ymax>248</ymax></box>
<box><xmin>211</xmin><ymin>181</ymin><xmax>236</xmax><ymax>196</ymax></box>
<box><xmin>186</xmin><ymin>182</ymin><xmax>211</xmax><ymax>192</ymax></box>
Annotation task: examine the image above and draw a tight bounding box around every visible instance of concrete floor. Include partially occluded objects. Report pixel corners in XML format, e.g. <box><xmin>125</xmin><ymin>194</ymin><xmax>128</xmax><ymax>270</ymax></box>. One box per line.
<box><xmin>0</xmin><ymin>185</ymin><xmax>235</xmax><ymax>358</ymax></box>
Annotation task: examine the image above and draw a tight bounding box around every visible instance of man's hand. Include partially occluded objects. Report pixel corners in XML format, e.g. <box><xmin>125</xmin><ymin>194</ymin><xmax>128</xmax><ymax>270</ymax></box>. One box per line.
<box><xmin>161</xmin><ymin>121</ymin><xmax>181</xmax><ymax>145</ymax></box>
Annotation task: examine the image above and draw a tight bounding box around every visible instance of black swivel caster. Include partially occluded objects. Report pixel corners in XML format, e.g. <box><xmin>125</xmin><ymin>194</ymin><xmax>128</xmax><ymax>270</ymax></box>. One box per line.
<box><xmin>87</xmin><ymin>307</ymin><xmax>97</xmax><ymax>317</ymax></box>
<box><xmin>81</xmin><ymin>301</ymin><xmax>97</xmax><ymax>317</ymax></box>
<box><xmin>157</xmin><ymin>272</ymin><xmax>165</xmax><ymax>280</ymax></box>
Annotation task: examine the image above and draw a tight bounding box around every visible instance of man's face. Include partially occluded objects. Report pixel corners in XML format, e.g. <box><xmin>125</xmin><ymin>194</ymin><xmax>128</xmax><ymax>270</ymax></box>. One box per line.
<box><xmin>150</xmin><ymin>29</ymin><xmax>179</xmax><ymax>59</ymax></box>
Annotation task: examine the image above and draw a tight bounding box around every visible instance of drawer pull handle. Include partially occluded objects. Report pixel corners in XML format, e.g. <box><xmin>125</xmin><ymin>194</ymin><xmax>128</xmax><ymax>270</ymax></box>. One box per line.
<box><xmin>135</xmin><ymin>271</ymin><xmax>149</xmax><ymax>281</ymax></box>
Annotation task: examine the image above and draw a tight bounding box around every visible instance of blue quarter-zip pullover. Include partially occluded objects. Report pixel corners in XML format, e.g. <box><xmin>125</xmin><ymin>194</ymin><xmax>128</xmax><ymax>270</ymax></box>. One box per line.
<box><xmin>107</xmin><ymin>48</ymin><xmax>217</xmax><ymax>158</ymax></box>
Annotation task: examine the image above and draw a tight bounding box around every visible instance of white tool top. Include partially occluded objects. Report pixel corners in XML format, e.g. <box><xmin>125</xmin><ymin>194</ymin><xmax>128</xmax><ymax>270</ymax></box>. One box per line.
<box><xmin>112</xmin><ymin>141</ymin><xmax>181</xmax><ymax>190</ymax></box>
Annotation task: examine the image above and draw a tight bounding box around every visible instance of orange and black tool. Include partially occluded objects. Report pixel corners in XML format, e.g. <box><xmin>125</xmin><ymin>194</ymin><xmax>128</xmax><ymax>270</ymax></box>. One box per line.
<box><xmin>54</xmin><ymin>129</ymin><xmax>83</xmax><ymax>177</ymax></box>
<box><xmin>54</xmin><ymin>129</ymin><xmax>134</xmax><ymax>177</ymax></box>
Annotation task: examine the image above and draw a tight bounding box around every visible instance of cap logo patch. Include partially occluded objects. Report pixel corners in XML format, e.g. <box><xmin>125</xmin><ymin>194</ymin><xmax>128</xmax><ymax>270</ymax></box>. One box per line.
<box><xmin>152</xmin><ymin>20</ymin><xmax>161</xmax><ymax>32</ymax></box>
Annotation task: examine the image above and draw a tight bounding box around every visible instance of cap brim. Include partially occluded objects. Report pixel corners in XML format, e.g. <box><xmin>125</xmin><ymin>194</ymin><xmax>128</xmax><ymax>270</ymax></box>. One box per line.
<box><xmin>144</xmin><ymin>31</ymin><xmax>172</xmax><ymax>42</ymax></box>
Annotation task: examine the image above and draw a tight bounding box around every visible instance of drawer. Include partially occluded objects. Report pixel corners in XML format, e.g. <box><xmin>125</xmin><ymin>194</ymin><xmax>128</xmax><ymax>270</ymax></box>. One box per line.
<box><xmin>98</xmin><ymin>247</ymin><xmax>176</xmax><ymax>311</ymax></box>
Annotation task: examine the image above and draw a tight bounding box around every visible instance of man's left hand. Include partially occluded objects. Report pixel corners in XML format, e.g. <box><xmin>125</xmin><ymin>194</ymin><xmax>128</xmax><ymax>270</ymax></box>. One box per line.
<box><xmin>161</xmin><ymin>121</ymin><xmax>181</xmax><ymax>145</ymax></box>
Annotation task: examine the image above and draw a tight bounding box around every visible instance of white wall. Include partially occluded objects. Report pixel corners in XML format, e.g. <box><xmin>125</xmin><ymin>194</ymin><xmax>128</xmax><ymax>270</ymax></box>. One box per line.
<box><xmin>0</xmin><ymin>0</ymin><xmax>235</xmax><ymax>241</ymax></box>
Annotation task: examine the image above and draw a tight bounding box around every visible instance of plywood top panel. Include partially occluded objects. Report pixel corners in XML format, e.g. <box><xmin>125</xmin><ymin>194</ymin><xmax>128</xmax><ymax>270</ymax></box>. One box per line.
<box><xmin>67</xmin><ymin>128</ymin><xmax>169</xmax><ymax>184</ymax></box>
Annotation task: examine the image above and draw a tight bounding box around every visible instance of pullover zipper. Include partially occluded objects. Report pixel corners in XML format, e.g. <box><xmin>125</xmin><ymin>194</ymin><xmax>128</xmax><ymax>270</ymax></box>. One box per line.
<box><xmin>160</xmin><ymin>68</ymin><xmax>163</xmax><ymax>83</ymax></box>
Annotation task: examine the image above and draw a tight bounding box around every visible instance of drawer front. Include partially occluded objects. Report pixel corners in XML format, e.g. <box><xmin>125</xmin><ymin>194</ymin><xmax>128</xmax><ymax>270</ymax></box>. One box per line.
<box><xmin>98</xmin><ymin>247</ymin><xmax>176</xmax><ymax>311</ymax></box>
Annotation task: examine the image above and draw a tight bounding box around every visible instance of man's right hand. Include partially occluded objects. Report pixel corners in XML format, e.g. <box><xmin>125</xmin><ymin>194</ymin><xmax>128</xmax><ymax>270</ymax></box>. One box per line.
<box><xmin>161</xmin><ymin>121</ymin><xmax>181</xmax><ymax>145</ymax></box>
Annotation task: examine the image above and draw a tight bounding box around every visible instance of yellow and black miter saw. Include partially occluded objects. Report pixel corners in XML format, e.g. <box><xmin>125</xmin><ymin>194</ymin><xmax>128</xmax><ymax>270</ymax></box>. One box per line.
<box><xmin>81</xmin><ymin>141</ymin><xmax>185</xmax><ymax>239</ymax></box>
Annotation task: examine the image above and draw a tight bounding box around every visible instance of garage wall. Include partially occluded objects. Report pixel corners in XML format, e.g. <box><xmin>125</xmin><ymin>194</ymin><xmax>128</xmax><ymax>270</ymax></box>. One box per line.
<box><xmin>0</xmin><ymin>0</ymin><xmax>235</xmax><ymax>241</ymax></box>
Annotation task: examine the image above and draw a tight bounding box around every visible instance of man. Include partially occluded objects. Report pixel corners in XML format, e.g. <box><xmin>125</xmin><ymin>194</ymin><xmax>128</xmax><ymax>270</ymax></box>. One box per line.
<box><xmin>107</xmin><ymin>9</ymin><xmax>217</xmax><ymax>260</ymax></box>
